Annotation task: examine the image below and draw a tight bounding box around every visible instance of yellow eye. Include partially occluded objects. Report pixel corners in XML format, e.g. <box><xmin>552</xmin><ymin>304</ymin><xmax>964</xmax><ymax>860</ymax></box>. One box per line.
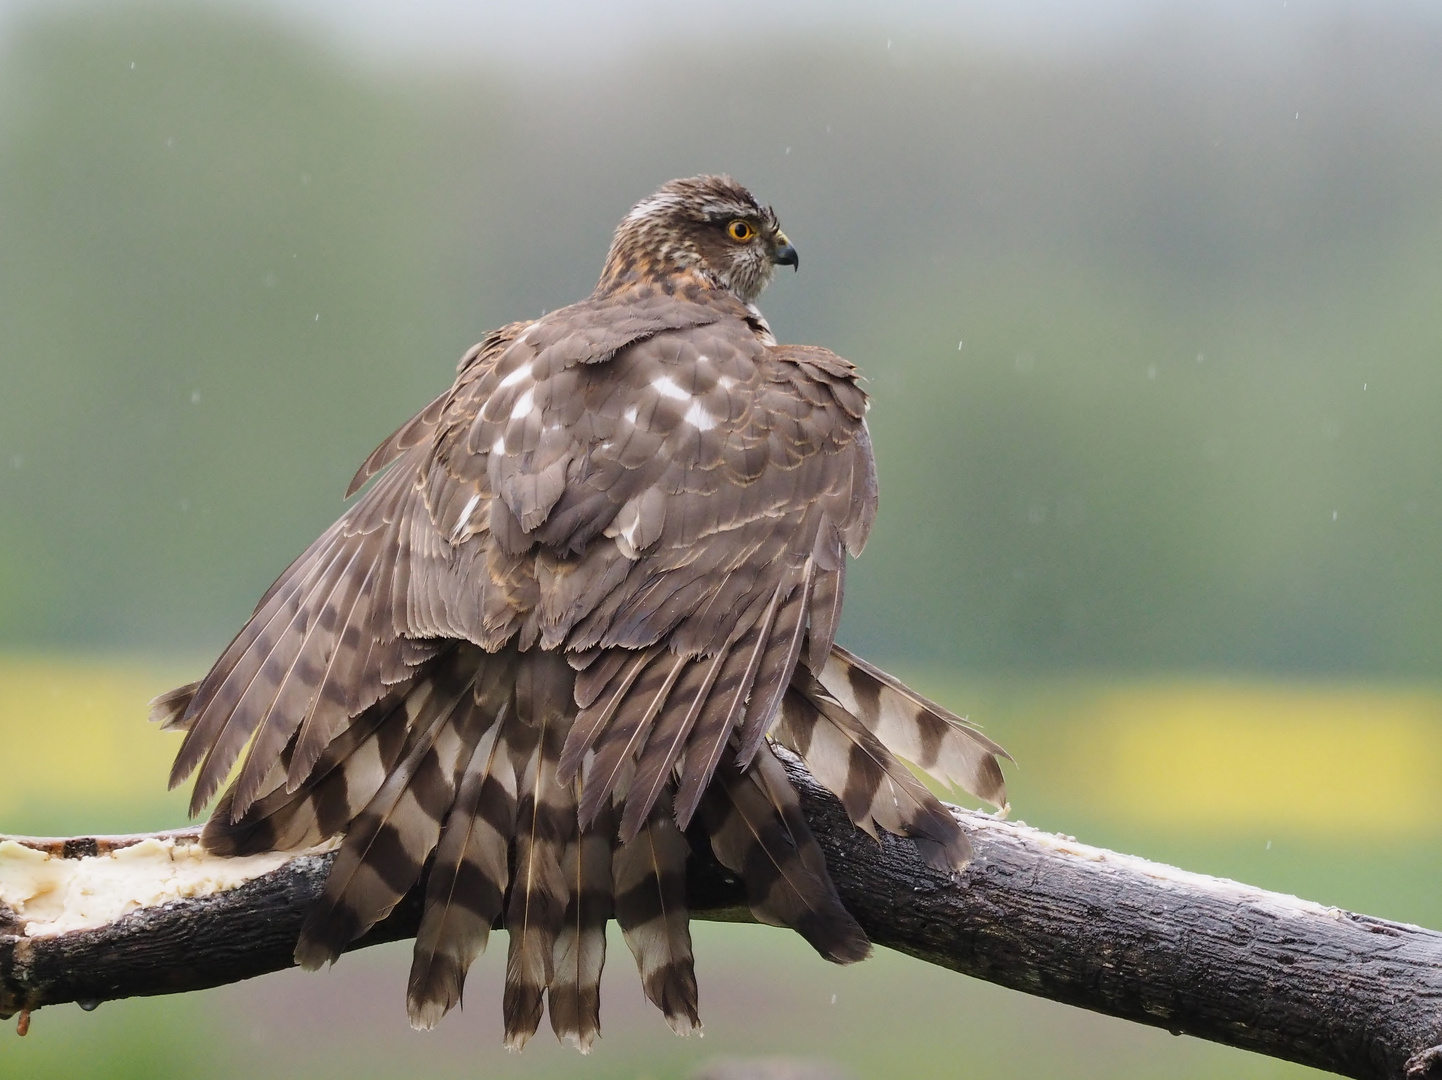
<box><xmin>726</xmin><ymin>219</ymin><xmax>754</xmax><ymax>242</ymax></box>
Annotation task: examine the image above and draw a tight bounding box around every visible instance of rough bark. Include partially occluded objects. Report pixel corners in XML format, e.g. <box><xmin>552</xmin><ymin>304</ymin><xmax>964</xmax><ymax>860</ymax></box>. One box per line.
<box><xmin>2</xmin><ymin>750</ymin><xmax>1440</xmax><ymax>1079</ymax></box>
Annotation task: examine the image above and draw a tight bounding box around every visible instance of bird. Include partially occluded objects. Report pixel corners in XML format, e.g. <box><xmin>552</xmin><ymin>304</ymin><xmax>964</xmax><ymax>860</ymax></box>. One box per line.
<box><xmin>151</xmin><ymin>174</ymin><xmax>1010</xmax><ymax>1052</ymax></box>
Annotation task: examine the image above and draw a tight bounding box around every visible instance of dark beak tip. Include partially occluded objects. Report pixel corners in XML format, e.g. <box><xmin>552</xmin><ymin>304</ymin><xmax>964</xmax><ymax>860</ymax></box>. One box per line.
<box><xmin>774</xmin><ymin>242</ymin><xmax>800</xmax><ymax>271</ymax></box>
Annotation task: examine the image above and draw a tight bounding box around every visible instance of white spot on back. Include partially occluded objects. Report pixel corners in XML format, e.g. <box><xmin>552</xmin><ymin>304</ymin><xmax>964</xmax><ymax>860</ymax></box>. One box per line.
<box><xmin>684</xmin><ymin>400</ymin><xmax>719</xmax><ymax>431</ymax></box>
<box><xmin>493</xmin><ymin>435</ymin><xmax>506</xmax><ymax>455</ymax></box>
<box><xmin>623</xmin><ymin>405</ymin><xmax>639</xmax><ymax>424</ymax></box>
<box><xmin>718</xmin><ymin>375</ymin><xmax>736</xmax><ymax>389</ymax></box>
<box><xmin>498</xmin><ymin>361</ymin><xmax>532</xmax><ymax>389</ymax></box>
<box><xmin>651</xmin><ymin>375</ymin><xmax>689</xmax><ymax>401</ymax></box>
<box><xmin>510</xmin><ymin>387</ymin><xmax>535</xmax><ymax>420</ymax></box>
<box><xmin>452</xmin><ymin>493</ymin><xmax>481</xmax><ymax>540</ymax></box>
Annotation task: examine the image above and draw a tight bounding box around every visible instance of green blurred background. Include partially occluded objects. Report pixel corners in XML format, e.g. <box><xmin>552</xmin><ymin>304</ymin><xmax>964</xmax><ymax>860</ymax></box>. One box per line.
<box><xmin>3</xmin><ymin>1</ymin><xmax>1442</xmax><ymax>1076</ymax></box>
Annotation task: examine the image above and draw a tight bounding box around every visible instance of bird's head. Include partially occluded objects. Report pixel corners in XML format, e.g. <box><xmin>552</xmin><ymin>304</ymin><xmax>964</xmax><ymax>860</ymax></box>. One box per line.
<box><xmin>597</xmin><ymin>175</ymin><xmax>799</xmax><ymax>304</ymax></box>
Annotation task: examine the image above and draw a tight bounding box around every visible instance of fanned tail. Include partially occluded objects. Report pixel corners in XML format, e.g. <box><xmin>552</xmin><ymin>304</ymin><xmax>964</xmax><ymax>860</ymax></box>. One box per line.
<box><xmin>613</xmin><ymin>786</ymin><xmax>700</xmax><ymax>1034</ymax></box>
<box><xmin>175</xmin><ymin>633</ymin><xmax>1007</xmax><ymax>1051</ymax></box>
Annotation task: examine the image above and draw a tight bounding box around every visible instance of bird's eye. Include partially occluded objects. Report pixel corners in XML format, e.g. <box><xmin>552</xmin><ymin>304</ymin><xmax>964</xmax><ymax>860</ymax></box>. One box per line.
<box><xmin>726</xmin><ymin>219</ymin><xmax>754</xmax><ymax>242</ymax></box>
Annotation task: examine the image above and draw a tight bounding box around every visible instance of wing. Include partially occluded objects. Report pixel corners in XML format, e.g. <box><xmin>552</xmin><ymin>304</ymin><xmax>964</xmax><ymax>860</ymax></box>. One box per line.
<box><xmin>161</xmin><ymin>283</ymin><xmax>755</xmax><ymax>821</ymax></box>
<box><xmin>412</xmin><ymin>288</ymin><xmax>878</xmax><ymax>837</ymax></box>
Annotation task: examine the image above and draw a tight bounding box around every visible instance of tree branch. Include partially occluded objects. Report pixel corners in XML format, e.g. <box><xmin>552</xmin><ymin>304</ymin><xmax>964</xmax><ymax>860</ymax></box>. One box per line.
<box><xmin>2</xmin><ymin>749</ymin><xmax>1440</xmax><ymax>1079</ymax></box>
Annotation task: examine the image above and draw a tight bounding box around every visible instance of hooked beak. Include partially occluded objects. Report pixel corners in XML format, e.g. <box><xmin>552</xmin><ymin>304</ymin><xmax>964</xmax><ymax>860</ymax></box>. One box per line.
<box><xmin>772</xmin><ymin>233</ymin><xmax>800</xmax><ymax>271</ymax></box>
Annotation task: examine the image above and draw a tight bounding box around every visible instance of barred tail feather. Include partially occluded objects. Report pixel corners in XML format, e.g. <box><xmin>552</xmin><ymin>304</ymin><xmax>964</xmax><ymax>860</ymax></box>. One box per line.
<box><xmin>699</xmin><ymin>744</ymin><xmax>869</xmax><ymax>965</ymax></box>
<box><xmin>502</xmin><ymin>708</ymin><xmax>571</xmax><ymax>1051</ymax></box>
<box><xmin>294</xmin><ymin>659</ymin><xmax>487</xmax><ymax>969</ymax></box>
<box><xmin>613</xmin><ymin>788</ymin><xmax>699</xmax><ymax>1034</ymax></box>
<box><xmin>203</xmin><ymin>684</ymin><xmax>413</xmax><ymax>856</ymax></box>
<box><xmin>407</xmin><ymin>716</ymin><xmax>518</xmax><ymax>1030</ymax></box>
<box><xmin>774</xmin><ymin>681</ymin><xmax>971</xmax><ymax>872</ymax></box>
<box><xmin>818</xmin><ymin>644</ymin><xmax>1010</xmax><ymax>809</ymax></box>
<box><xmin>549</xmin><ymin>798</ymin><xmax>615</xmax><ymax>1051</ymax></box>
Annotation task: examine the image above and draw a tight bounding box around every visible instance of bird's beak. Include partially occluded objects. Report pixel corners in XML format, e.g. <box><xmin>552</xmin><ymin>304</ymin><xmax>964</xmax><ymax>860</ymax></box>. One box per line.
<box><xmin>772</xmin><ymin>233</ymin><xmax>800</xmax><ymax>271</ymax></box>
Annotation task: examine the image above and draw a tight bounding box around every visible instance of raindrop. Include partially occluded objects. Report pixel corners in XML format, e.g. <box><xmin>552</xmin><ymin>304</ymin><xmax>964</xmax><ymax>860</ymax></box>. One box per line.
<box><xmin>886</xmin><ymin>38</ymin><xmax>892</xmax><ymax>49</ymax></box>
<box><xmin>830</xmin><ymin>993</ymin><xmax>838</xmax><ymax>1005</ymax></box>
<box><xmin>165</xmin><ymin>136</ymin><xmax>174</xmax><ymax>149</ymax></box>
<box><xmin>1147</xmin><ymin>365</ymin><xmax>1157</xmax><ymax>380</ymax></box>
<box><xmin>77</xmin><ymin>999</ymin><xmax>100</xmax><ymax>1012</ymax></box>
<box><xmin>957</xmin><ymin>340</ymin><xmax>964</xmax><ymax>350</ymax></box>
<box><xmin>314</xmin><ymin>313</ymin><xmax>320</xmax><ymax>322</ymax></box>
<box><xmin>9</xmin><ymin>454</ymin><xmax>21</xmax><ymax>470</ymax></box>
<box><xmin>129</xmin><ymin>62</ymin><xmax>135</xmax><ymax>70</ymax></box>
<box><xmin>1265</xmin><ymin>840</ymin><xmax>1272</xmax><ymax>851</ymax></box>
<box><xmin>1363</xmin><ymin>382</ymin><xmax>1367</xmax><ymax>390</ymax></box>
<box><xmin>1295</xmin><ymin>112</ymin><xmax>1300</xmax><ymax>120</ymax></box>
<box><xmin>1196</xmin><ymin>352</ymin><xmax>1204</xmax><ymax>363</ymax></box>
<box><xmin>1331</xmin><ymin>510</ymin><xmax>1338</xmax><ymax>521</ymax></box>
<box><xmin>190</xmin><ymin>390</ymin><xmax>201</xmax><ymax>405</ymax></box>
<box><xmin>785</xmin><ymin>146</ymin><xmax>791</xmax><ymax>155</ymax></box>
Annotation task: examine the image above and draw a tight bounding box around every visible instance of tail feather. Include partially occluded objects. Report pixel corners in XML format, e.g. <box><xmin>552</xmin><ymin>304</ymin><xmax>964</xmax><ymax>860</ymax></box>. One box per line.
<box><xmin>774</xmin><ymin>681</ymin><xmax>971</xmax><ymax>872</ymax></box>
<box><xmin>203</xmin><ymin>683</ymin><xmax>413</xmax><ymax>856</ymax></box>
<box><xmin>407</xmin><ymin>715</ymin><xmax>519</xmax><ymax>1029</ymax></box>
<box><xmin>548</xmin><ymin>797</ymin><xmax>615</xmax><ymax>1051</ymax></box>
<box><xmin>818</xmin><ymin>644</ymin><xmax>1010</xmax><ymax>809</ymax></box>
<box><xmin>699</xmin><ymin>743</ymin><xmax>869</xmax><ymax>965</ymax></box>
<box><xmin>613</xmin><ymin>787</ymin><xmax>699</xmax><ymax>1034</ymax></box>
<box><xmin>502</xmin><ymin>705</ymin><xmax>571</xmax><ymax>1050</ymax></box>
<box><xmin>294</xmin><ymin>656</ymin><xmax>488</xmax><ymax>969</ymax></box>
<box><xmin>174</xmin><ymin>624</ymin><xmax>1008</xmax><ymax>1052</ymax></box>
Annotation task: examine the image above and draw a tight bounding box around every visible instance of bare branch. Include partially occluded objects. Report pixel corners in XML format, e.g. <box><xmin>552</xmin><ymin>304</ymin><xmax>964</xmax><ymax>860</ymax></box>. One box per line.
<box><xmin>2</xmin><ymin>750</ymin><xmax>1440</xmax><ymax>1080</ymax></box>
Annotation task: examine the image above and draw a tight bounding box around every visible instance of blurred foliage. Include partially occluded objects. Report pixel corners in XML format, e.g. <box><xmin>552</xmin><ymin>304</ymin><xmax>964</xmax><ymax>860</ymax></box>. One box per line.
<box><xmin>1</xmin><ymin>3</ymin><xmax>1441</xmax><ymax>676</ymax></box>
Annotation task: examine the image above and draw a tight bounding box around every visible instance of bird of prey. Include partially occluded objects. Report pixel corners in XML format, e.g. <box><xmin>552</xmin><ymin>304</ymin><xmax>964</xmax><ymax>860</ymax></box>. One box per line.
<box><xmin>152</xmin><ymin>175</ymin><xmax>1009</xmax><ymax>1051</ymax></box>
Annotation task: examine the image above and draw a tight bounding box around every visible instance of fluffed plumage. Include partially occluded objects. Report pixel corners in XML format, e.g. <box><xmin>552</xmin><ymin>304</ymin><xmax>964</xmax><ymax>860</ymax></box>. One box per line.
<box><xmin>155</xmin><ymin>174</ymin><xmax>1010</xmax><ymax>1048</ymax></box>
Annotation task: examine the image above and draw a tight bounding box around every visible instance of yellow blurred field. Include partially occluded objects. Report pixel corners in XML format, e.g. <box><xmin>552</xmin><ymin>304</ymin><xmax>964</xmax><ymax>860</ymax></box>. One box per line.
<box><xmin>0</xmin><ymin>655</ymin><xmax>195</xmax><ymax>831</ymax></box>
